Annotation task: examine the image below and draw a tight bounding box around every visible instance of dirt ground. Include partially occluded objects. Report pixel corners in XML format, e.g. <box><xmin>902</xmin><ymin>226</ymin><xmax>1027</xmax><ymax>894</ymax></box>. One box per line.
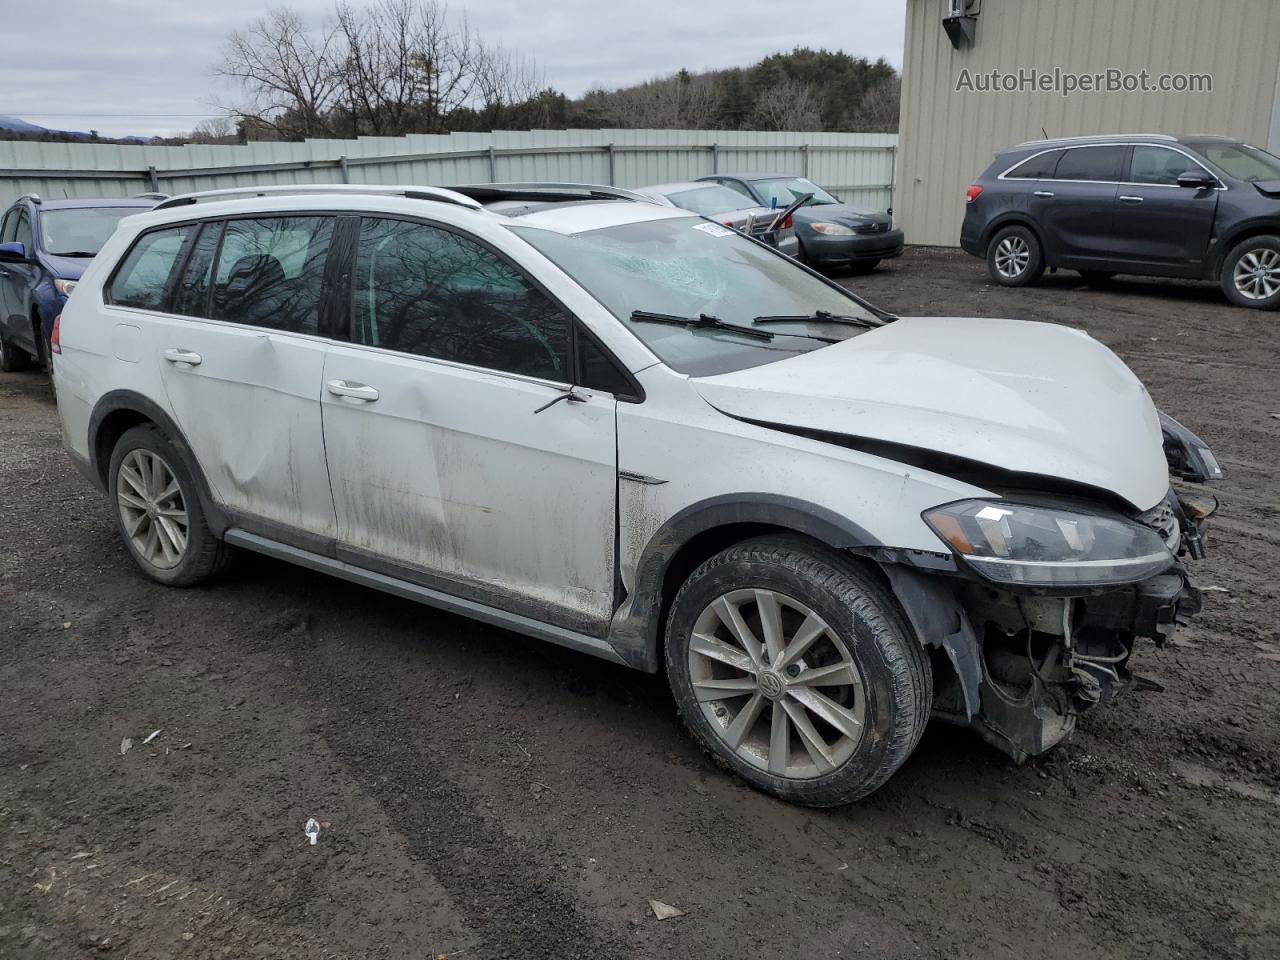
<box><xmin>2</xmin><ymin>248</ymin><xmax>1278</xmax><ymax>960</ymax></box>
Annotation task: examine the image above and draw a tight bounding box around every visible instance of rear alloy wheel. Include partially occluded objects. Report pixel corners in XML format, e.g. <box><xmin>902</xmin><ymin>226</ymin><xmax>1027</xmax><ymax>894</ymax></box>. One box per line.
<box><xmin>1222</xmin><ymin>236</ymin><xmax>1280</xmax><ymax>309</ymax></box>
<box><xmin>665</xmin><ymin>536</ymin><xmax>931</xmax><ymax>806</ymax></box>
<box><xmin>108</xmin><ymin>424</ymin><xmax>230</xmax><ymax>586</ymax></box>
<box><xmin>987</xmin><ymin>225</ymin><xmax>1045</xmax><ymax>287</ymax></box>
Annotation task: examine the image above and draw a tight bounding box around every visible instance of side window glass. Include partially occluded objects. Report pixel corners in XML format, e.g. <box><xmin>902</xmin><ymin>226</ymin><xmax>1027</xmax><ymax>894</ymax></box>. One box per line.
<box><xmin>1</xmin><ymin>210</ymin><xmax>16</xmax><ymax>243</ymax></box>
<box><xmin>1129</xmin><ymin>146</ymin><xmax>1196</xmax><ymax>185</ymax></box>
<box><xmin>353</xmin><ymin>218</ymin><xmax>570</xmax><ymax>381</ymax></box>
<box><xmin>172</xmin><ymin>222</ymin><xmax>222</xmax><ymax>318</ymax></box>
<box><xmin>1008</xmin><ymin>149</ymin><xmax>1064</xmax><ymax>179</ymax></box>
<box><xmin>1053</xmin><ymin>146</ymin><xmax>1124</xmax><ymax>182</ymax></box>
<box><xmin>212</xmin><ymin>217</ymin><xmax>334</xmax><ymax>334</ymax></box>
<box><xmin>577</xmin><ymin>330</ymin><xmax>633</xmax><ymax>396</ymax></box>
<box><xmin>14</xmin><ymin>211</ymin><xmax>33</xmax><ymax>250</ymax></box>
<box><xmin>108</xmin><ymin>225</ymin><xmax>195</xmax><ymax>310</ymax></box>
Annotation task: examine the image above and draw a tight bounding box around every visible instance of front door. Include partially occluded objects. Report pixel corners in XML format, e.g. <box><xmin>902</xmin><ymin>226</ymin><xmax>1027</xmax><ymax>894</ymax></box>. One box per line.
<box><xmin>1108</xmin><ymin>145</ymin><xmax>1220</xmax><ymax>276</ymax></box>
<box><xmin>0</xmin><ymin>208</ymin><xmax>39</xmax><ymax>355</ymax></box>
<box><xmin>320</xmin><ymin>216</ymin><xmax>618</xmax><ymax>631</ymax></box>
<box><xmin>1032</xmin><ymin>144</ymin><xmax>1126</xmax><ymax>266</ymax></box>
<box><xmin>113</xmin><ymin>216</ymin><xmax>339</xmax><ymax>540</ymax></box>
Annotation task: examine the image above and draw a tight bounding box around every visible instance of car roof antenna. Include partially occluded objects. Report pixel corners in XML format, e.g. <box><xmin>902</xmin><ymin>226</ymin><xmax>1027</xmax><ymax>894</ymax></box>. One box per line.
<box><xmin>1041</xmin><ymin>126</ymin><xmax>1049</xmax><ymax>140</ymax></box>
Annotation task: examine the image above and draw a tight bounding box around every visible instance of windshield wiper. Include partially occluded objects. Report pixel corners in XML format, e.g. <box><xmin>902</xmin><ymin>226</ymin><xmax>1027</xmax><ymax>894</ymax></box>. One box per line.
<box><xmin>631</xmin><ymin>310</ymin><xmax>775</xmax><ymax>341</ymax></box>
<box><xmin>54</xmin><ymin>251</ymin><xmax>98</xmax><ymax>257</ymax></box>
<box><xmin>752</xmin><ymin>310</ymin><xmax>882</xmax><ymax>330</ymax></box>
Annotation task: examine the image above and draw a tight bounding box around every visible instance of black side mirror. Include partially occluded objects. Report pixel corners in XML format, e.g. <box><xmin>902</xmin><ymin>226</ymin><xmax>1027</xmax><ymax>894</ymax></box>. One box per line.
<box><xmin>0</xmin><ymin>241</ymin><xmax>28</xmax><ymax>262</ymax></box>
<box><xmin>1176</xmin><ymin>171</ymin><xmax>1218</xmax><ymax>190</ymax></box>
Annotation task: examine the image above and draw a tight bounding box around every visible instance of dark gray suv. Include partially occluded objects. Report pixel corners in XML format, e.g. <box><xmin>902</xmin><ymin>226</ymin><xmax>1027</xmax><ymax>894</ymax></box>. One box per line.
<box><xmin>961</xmin><ymin>134</ymin><xmax>1280</xmax><ymax>310</ymax></box>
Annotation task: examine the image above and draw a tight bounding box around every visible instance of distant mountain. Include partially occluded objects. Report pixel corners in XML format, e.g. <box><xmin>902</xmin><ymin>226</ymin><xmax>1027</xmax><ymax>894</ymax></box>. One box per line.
<box><xmin>0</xmin><ymin>114</ymin><xmax>151</xmax><ymax>143</ymax></box>
<box><xmin>0</xmin><ymin>114</ymin><xmax>50</xmax><ymax>134</ymax></box>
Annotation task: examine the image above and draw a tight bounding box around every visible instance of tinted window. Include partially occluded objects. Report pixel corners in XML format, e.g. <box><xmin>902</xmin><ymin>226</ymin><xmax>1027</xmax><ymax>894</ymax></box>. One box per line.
<box><xmin>577</xmin><ymin>332</ymin><xmax>633</xmax><ymax>396</ymax></box>
<box><xmin>109</xmin><ymin>225</ymin><xmax>195</xmax><ymax>310</ymax></box>
<box><xmin>14</xmin><ymin>210</ymin><xmax>33</xmax><ymax>250</ymax></box>
<box><xmin>1053</xmin><ymin>146</ymin><xmax>1124</xmax><ymax>182</ymax></box>
<box><xmin>1007</xmin><ymin>149</ymin><xmax>1064</xmax><ymax>179</ymax></box>
<box><xmin>212</xmin><ymin>217</ymin><xmax>334</xmax><ymax>334</ymax></box>
<box><xmin>172</xmin><ymin>222</ymin><xmax>221</xmax><ymax>318</ymax></box>
<box><xmin>353</xmin><ymin>217</ymin><xmax>570</xmax><ymax>381</ymax></box>
<box><xmin>0</xmin><ymin>209</ymin><xmax>15</xmax><ymax>242</ymax></box>
<box><xmin>1128</xmin><ymin>146</ymin><xmax>1199</xmax><ymax>185</ymax></box>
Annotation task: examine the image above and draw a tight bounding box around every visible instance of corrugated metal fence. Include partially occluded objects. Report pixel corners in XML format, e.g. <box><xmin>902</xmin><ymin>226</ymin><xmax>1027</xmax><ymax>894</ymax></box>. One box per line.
<box><xmin>0</xmin><ymin>128</ymin><xmax>898</xmax><ymax>213</ymax></box>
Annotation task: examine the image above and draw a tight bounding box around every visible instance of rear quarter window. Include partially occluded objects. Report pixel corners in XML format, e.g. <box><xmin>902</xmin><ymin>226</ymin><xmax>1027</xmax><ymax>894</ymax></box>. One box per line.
<box><xmin>1004</xmin><ymin>149</ymin><xmax>1065</xmax><ymax>179</ymax></box>
<box><xmin>108</xmin><ymin>225</ymin><xmax>196</xmax><ymax>310</ymax></box>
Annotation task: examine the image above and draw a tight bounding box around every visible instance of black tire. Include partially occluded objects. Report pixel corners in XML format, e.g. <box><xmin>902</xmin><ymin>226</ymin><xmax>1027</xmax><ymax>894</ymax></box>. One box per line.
<box><xmin>848</xmin><ymin>259</ymin><xmax>881</xmax><ymax>275</ymax></box>
<box><xmin>986</xmin><ymin>225</ymin><xmax>1045</xmax><ymax>287</ymax></box>
<box><xmin>1078</xmin><ymin>270</ymin><xmax>1116</xmax><ymax>286</ymax></box>
<box><xmin>0</xmin><ymin>330</ymin><xmax>32</xmax><ymax>372</ymax></box>
<box><xmin>1220</xmin><ymin>235</ymin><xmax>1280</xmax><ymax>310</ymax></box>
<box><xmin>107</xmin><ymin>423</ymin><xmax>231</xmax><ymax>587</ymax></box>
<box><xmin>795</xmin><ymin>240</ymin><xmax>814</xmax><ymax>268</ymax></box>
<box><xmin>664</xmin><ymin>535</ymin><xmax>932</xmax><ymax>807</ymax></box>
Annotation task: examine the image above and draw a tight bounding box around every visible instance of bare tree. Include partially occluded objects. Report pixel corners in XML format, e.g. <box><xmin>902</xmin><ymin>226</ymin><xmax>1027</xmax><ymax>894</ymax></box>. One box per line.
<box><xmin>854</xmin><ymin>75</ymin><xmax>901</xmax><ymax>132</ymax></box>
<box><xmin>216</xmin><ymin>8</ymin><xmax>345</xmax><ymax>139</ymax></box>
<box><xmin>188</xmin><ymin>116</ymin><xmax>238</xmax><ymax>144</ymax></box>
<box><xmin>748</xmin><ymin>77</ymin><xmax>822</xmax><ymax>131</ymax></box>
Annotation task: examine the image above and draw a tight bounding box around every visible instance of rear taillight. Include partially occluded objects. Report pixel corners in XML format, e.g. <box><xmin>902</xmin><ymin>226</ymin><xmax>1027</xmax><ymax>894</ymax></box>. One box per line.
<box><xmin>781</xmin><ymin>215</ymin><xmax>793</xmax><ymax>230</ymax></box>
<box><xmin>51</xmin><ymin>314</ymin><xmax>62</xmax><ymax>354</ymax></box>
<box><xmin>966</xmin><ymin>185</ymin><xmax>984</xmax><ymax>204</ymax></box>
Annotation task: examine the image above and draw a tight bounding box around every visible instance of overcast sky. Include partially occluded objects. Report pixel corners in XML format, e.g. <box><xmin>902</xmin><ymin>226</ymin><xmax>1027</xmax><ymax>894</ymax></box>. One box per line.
<box><xmin>0</xmin><ymin>0</ymin><xmax>905</xmax><ymax>138</ymax></box>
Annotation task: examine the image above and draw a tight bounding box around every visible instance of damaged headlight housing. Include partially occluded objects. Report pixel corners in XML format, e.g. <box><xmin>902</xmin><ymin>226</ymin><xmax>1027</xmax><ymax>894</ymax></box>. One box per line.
<box><xmin>923</xmin><ymin>499</ymin><xmax>1174</xmax><ymax>587</ymax></box>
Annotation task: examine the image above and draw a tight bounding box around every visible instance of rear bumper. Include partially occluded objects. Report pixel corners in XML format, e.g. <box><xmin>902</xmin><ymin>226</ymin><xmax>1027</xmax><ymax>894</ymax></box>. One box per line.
<box><xmin>804</xmin><ymin>229</ymin><xmax>905</xmax><ymax>264</ymax></box>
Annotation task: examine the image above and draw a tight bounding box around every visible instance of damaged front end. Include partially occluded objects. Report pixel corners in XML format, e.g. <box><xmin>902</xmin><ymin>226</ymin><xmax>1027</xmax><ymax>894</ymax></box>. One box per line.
<box><xmin>885</xmin><ymin>472</ymin><xmax>1216</xmax><ymax>763</ymax></box>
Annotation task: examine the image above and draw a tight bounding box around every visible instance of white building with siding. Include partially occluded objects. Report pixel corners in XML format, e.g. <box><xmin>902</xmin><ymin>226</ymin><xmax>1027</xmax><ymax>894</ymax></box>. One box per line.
<box><xmin>897</xmin><ymin>0</ymin><xmax>1280</xmax><ymax>247</ymax></box>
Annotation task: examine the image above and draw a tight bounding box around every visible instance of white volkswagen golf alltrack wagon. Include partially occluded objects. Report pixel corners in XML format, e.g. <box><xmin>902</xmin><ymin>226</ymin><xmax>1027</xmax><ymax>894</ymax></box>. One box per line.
<box><xmin>50</xmin><ymin>182</ymin><xmax>1220</xmax><ymax>806</ymax></box>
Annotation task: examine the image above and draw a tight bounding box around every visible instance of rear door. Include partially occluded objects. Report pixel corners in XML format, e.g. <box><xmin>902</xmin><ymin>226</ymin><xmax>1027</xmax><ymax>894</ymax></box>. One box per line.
<box><xmin>320</xmin><ymin>215</ymin><xmax>619</xmax><ymax>631</ymax></box>
<box><xmin>1108</xmin><ymin>145</ymin><xmax>1220</xmax><ymax>276</ymax></box>
<box><xmin>1032</xmin><ymin>145</ymin><xmax>1125</xmax><ymax>266</ymax></box>
<box><xmin>0</xmin><ymin>207</ymin><xmax>20</xmax><ymax>345</ymax></box>
<box><xmin>119</xmin><ymin>215</ymin><xmax>338</xmax><ymax>540</ymax></box>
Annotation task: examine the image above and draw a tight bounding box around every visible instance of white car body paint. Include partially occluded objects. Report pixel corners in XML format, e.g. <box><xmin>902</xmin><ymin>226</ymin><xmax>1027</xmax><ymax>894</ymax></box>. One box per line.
<box><xmin>52</xmin><ymin>189</ymin><xmax>1172</xmax><ymax>651</ymax></box>
<box><xmin>691</xmin><ymin>316</ymin><xmax>1169</xmax><ymax>511</ymax></box>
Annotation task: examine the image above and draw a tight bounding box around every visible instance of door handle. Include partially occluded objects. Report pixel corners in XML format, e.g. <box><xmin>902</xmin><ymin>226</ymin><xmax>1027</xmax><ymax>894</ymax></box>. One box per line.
<box><xmin>1033</xmin><ymin>190</ymin><xmax>1055</xmax><ymax>198</ymax></box>
<box><xmin>163</xmin><ymin>348</ymin><xmax>202</xmax><ymax>366</ymax></box>
<box><xmin>326</xmin><ymin>379</ymin><xmax>379</xmax><ymax>402</ymax></box>
<box><xmin>1119</xmin><ymin>195</ymin><xmax>1145</xmax><ymax>203</ymax></box>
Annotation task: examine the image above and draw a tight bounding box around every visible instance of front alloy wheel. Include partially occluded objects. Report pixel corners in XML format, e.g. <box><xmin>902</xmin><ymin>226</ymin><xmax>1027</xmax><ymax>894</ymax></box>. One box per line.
<box><xmin>689</xmin><ymin>589</ymin><xmax>866</xmax><ymax>778</ymax></box>
<box><xmin>1222</xmin><ymin>235</ymin><xmax>1280</xmax><ymax>310</ymax></box>
<box><xmin>665</xmin><ymin>536</ymin><xmax>932</xmax><ymax>806</ymax></box>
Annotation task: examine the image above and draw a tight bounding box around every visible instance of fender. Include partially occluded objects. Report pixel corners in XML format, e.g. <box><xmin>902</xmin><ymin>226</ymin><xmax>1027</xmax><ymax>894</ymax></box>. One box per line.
<box><xmin>87</xmin><ymin>390</ymin><xmax>230</xmax><ymax>536</ymax></box>
<box><xmin>1206</xmin><ymin>218</ymin><xmax>1280</xmax><ymax>279</ymax></box>
<box><xmin>605</xmin><ymin>493</ymin><xmax>881</xmax><ymax>672</ymax></box>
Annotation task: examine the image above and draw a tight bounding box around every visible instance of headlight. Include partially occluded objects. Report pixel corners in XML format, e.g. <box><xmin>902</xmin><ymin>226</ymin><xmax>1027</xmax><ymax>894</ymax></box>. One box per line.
<box><xmin>54</xmin><ymin>278</ymin><xmax>78</xmax><ymax>296</ymax></box>
<box><xmin>923</xmin><ymin>499</ymin><xmax>1173</xmax><ymax>587</ymax></box>
<box><xmin>810</xmin><ymin>222</ymin><xmax>857</xmax><ymax>236</ymax></box>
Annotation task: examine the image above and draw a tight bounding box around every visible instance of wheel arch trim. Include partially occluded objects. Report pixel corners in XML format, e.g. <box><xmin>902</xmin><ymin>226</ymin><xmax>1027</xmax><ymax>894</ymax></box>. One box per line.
<box><xmin>606</xmin><ymin>494</ymin><xmax>882</xmax><ymax>672</ymax></box>
<box><xmin>87</xmin><ymin>390</ymin><xmax>229</xmax><ymax>535</ymax></box>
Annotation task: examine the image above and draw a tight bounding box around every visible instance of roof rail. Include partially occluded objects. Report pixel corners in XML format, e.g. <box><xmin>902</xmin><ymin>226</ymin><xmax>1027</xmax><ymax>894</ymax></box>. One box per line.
<box><xmin>1015</xmin><ymin>133</ymin><xmax>1178</xmax><ymax>147</ymax></box>
<box><xmin>451</xmin><ymin>182</ymin><xmax>649</xmax><ymax>203</ymax></box>
<box><xmin>153</xmin><ymin>183</ymin><xmax>484</xmax><ymax>212</ymax></box>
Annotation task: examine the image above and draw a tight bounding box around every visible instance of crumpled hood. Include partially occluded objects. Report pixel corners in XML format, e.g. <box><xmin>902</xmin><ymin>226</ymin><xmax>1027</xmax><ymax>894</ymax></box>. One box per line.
<box><xmin>692</xmin><ymin>316</ymin><xmax>1169</xmax><ymax>510</ymax></box>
